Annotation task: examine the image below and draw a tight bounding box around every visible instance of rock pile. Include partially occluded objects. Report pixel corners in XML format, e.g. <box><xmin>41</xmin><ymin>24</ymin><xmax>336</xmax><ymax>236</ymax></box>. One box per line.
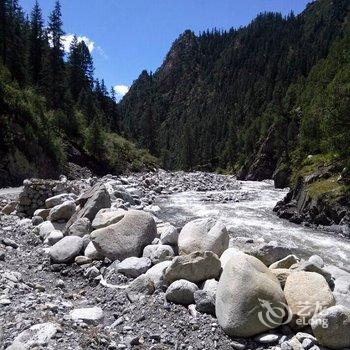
<box><xmin>1</xmin><ymin>171</ymin><xmax>349</xmax><ymax>349</ymax></box>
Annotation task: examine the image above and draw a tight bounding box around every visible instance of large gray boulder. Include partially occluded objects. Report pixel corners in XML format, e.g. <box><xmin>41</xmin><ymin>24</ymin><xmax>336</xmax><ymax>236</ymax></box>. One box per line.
<box><xmin>48</xmin><ymin>200</ymin><xmax>76</xmax><ymax>222</ymax></box>
<box><xmin>250</xmin><ymin>241</ymin><xmax>293</xmax><ymax>266</ymax></box>
<box><xmin>33</xmin><ymin>221</ymin><xmax>55</xmax><ymax>240</ymax></box>
<box><xmin>66</xmin><ymin>183</ymin><xmax>111</xmax><ymax>229</ymax></box>
<box><xmin>49</xmin><ymin>236</ymin><xmax>83</xmax><ymax>263</ymax></box>
<box><xmin>310</xmin><ymin>305</ymin><xmax>350</xmax><ymax>349</ymax></box>
<box><xmin>164</xmin><ymin>251</ymin><xmax>221</xmax><ymax>284</ymax></box>
<box><xmin>165</xmin><ymin>279</ymin><xmax>198</xmax><ymax>305</ymax></box>
<box><xmin>220</xmin><ymin>247</ymin><xmax>241</xmax><ymax>268</ymax></box>
<box><xmin>284</xmin><ymin>271</ymin><xmax>335</xmax><ymax>328</ymax></box>
<box><xmin>84</xmin><ymin>241</ymin><xmax>103</xmax><ymax>260</ymax></box>
<box><xmin>117</xmin><ymin>257</ymin><xmax>152</xmax><ymax>278</ymax></box>
<box><xmin>216</xmin><ymin>252</ymin><xmax>286</xmax><ymax>338</ymax></box>
<box><xmin>178</xmin><ymin>218</ymin><xmax>229</xmax><ymax>257</ymax></box>
<box><xmin>90</xmin><ymin>210</ymin><xmax>157</xmax><ymax>260</ymax></box>
<box><xmin>269</xmin><ymin>255</ymin><xmax>299</xmax><ymax>269</ymax></box>
<box><xmin>143</xmin><ymin>244</ymin><xmax>175</xmax><ymax>264</ymax></box>
<box><xmin>91</xmin><ymin>208</ymin><xmax>126</xmax><ymax>229</ymax></box>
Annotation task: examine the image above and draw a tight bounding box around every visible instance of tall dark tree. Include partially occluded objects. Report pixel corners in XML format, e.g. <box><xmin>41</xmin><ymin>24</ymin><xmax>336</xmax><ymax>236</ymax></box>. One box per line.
<box><xmin>47</xmin><ymin>0</ymin><xmax>64</xmax><ymax>107</ymax></box>
<box><xmin>29</xmin><ymin>0</ymin><xmax>44</xmax><ymax>86</ymax></box>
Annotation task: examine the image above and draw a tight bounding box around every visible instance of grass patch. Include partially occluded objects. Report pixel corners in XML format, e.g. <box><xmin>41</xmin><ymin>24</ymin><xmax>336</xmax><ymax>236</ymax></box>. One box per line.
<box><xmin>308</xmin><ymin>175</ymin><xmax>346</xmax><ymax>201</ymax></box>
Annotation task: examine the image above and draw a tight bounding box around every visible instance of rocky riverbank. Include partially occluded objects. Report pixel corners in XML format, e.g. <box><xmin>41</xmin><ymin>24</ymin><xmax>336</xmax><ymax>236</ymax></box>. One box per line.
<box><xmin>0</xmin><ymin>171</ymin><xmax>349</xmax><ymax>350</ymax></box>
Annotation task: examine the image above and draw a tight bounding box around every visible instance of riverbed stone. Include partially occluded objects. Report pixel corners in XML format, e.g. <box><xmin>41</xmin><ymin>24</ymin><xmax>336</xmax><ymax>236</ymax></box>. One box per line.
<box><xmin>84</xmin><ymin>241</ymin><xmax>104</xmax><ymax>260</ymax></box>
<box><xmin>269</xmin><ymin>255</ymin><xmax>299</xmax><ymax>269</ymax></box>
<box><xmin>308</xmin><ymin>255</ymin><xmax>324</xmax><ymax>268</ymax></box>
<box><xmin>158</xmin><ymin>222</ymin><xmax>179</xmax><ymax>246</ymax></box>
<box><xmin>165</xmin><ymin>279</ymin><xmax>198</xmax><ymax>305</ymax></box>
<box><xmin>310</xmin><ymin>305</ymin><xmax>350</xmax><ymax>349</ymax></box>
<box><xmin>284</xmin><ymin>271</ymin><xmax>335</xmax><ymax>329</ymax></box>
<box><xmin>333</xmin><ymin>275</ymin><xmax>350</xmax><ymax>308</ymax></box>
<box><xmin>194</xmin><ymin>279</ymin><xmax>218</xmax><ymax>315</ymax></box>
<box><xmin>145</xmin><ymin>260</ymin><xmax>172</xmax><ymax>289</ymax></box>
<box><xmin>178</xmin><ymin>218</ymin><xmax>229</xmax><ymax>257</ymax></box>
<box><xmin>33</xmin><ymin>221</ymin><xmax>55</xmax><ymax>240</ymax></box>
<box><xmin>117</xmin><ymin>257</ymin><xmax>152</xmax><ymax>278</ymax></box>
<box><xmin>271</xmin><ymin>268</ymin><xmax>291</xmax><ymax>288</ymax></box>
<box><xmin>250</xmin><ymin>241</ymin><xmax>293</xmax><ymax>266</ymax></box>
<box><xmin>44</xmin><ymin>229</ymin><xmax>63</xmax><ymax>246</ymax></box>
<box><xmin>164</xmin><ymin>251</ymin><xmax>221</xmax><ymax>284</ymax></box>
<box><xmin>291</xmin><ymin>261</ymin><xmax>332</xmax><ymax>284</ymax></box>
<box><xmin>91</xmin><ymin>208</ymin><xmax>126</xmax><ymax>229</ymax></box>
<box><xmin>49</xmin><ymin>236</ymin><xmax>84</xmax><ymax>263</ymax></box>
<box><xmin>220</xmin><ymin>247</ymin><xmax>241</xmax><ymax>268</ymax></box>
<box><xmin>216</xmin><ymin>252</ymin><xmax>286</xmax><ymax>338</ymax></box>
<box><xmin>142</xmin><ymin>244</ymin><xmax>175</xmax><ymax>264</ymax></box>
<box><xmin>66</xmin><ymin>217</ymin><xmax>91</xmax><ymax>237</ymax></box>
<box><xmin>69</xmin><ymin>306</ymin><xmax>104</xmax><ymax>324</ymax></box>
<box><xmin>48</xmin><ymin>200</ymin><xmax>76</xmax><ymax>221</ymax></box>
<box><xmin>90</xmin><ymin>210</ymin><xmax>157</xmax><ymax>260</ymax></box>
<box><xmin>7</xmin><ymin>322</ymin><xmax>58</xmax><ymax>349</ymax></box>
<box><xmin>45</xmin><ymin>193</ymin><xmax>76</xmax><ymax>209</ymax></box>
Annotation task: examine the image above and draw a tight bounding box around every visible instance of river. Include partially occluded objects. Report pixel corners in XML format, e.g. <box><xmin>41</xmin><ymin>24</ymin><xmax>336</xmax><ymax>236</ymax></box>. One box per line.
<box><xmin>155</xmin><ymin>179</ymin><xmax>350</xmax><ymax>270</ymax></box>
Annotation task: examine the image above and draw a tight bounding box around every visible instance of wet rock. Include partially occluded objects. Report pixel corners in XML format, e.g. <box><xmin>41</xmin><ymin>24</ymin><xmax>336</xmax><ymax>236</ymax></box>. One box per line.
<box><xmin>91</xmin><ymin>210</ymin><xmax>157</xmax><ymax>261</ymax></box>
<box><xmin>178</xmin><ymin>218</ymin><xmax>229</xmax><ymax>257</ymax></box>
<box><xmin>216</xmin><ymin>252</ymin><xmax>285</xmax><ymax>337</ymax></box>
<box><xmin>165</xmin><ymin>279</ymin><xmax>198</xmax><ymax>305</ymax></box>
<box><xmin>69</xmin><ymin>306</ymin><xmax>104</xmax><ymax>324</ymax></box>
<box><xmin>284</xmin><ymin>271</ymin><xmax>335</xmax><ymax>328</ymax></box>
<box><xmin>311</xmin><ymin>305</ymin><xmax>350</xmax><ymax>349</ymax></box>
<box><xmin>49</xmin><ymin>236</ymin><xmax>84</xmax><ymax>263</ymax></box>
<box><xmin>48</xmin><ymin>200</ymin><xmax>76</xmax><ymax>221</ymax></box>
<box><xmin>143</xmin><ymin>244</ymin><xmax>175</xmax><ymax>264</ymax></box>
<box><xmin>7</xmin><ymin>322</ymin><xmax>58</xmax><ymax>349</ymax></box>
<box><xmin>164</xmin><ymin>251</ymin><xmax>221</xmax><ymax>284</ymax></box>
<box><xmin>308</xmin><ymin>255</ymin><xmax>324</xmax><ymax>268</ymax></box>
<box><xmin>117</xmin><ymin>257</ymin><xmax>152</xmax><ymax>278</ymax></box>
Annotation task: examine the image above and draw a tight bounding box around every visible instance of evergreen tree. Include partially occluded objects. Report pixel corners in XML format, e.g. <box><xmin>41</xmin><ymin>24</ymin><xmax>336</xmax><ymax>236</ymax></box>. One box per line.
<box><xmin>29</xmin><ymin>0</ymin><xmax>44</xmax><ymax>86</ymax></box>
<box><xmin>47</xmin><ymin>0</ymin><xmax>64</xmax><ymax>108</ymax></box>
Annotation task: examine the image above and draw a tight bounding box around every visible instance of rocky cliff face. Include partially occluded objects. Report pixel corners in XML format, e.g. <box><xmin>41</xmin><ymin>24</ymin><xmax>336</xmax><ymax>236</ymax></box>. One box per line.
<box><xmin>274</xmin><ymin>163</ymin><xmax>350</xmax><ymax>233</ymax></box>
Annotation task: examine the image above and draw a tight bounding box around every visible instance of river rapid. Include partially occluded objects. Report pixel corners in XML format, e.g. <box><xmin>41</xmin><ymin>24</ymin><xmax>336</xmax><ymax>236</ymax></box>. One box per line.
<box><xmin>155</xmin><ymin>179</ymin><xmax>350</xmax><ymax>270</ymax></box>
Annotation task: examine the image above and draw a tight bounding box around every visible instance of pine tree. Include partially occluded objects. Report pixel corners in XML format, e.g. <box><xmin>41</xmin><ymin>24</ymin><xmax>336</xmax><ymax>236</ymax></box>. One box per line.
<box><xmin>47</xmin><ymin>0</ymin><xmax>64</xmax><ymax>108</ymax></box>
<box><xmin>29</xmin><ymin>0</ymin><xmax>44</xmax><ymax>86</ymax></box>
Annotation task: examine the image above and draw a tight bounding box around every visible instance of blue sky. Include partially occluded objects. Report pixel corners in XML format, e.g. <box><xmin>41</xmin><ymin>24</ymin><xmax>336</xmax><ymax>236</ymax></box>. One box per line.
<box><xmin>19</xmin><ymin>0</ymin><xmax>311</xmax><ymax>99</ymax></box>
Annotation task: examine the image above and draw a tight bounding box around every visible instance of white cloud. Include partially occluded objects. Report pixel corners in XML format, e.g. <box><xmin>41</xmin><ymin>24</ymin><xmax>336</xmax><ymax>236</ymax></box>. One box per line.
<box><xmin>114</xmin><ymin>85</ymin><xmax>129</xmax><ymax>99</ymax></box>
<box><xmin>61</xmin><ymin>34</ymin><xmax>95</xmax><ymax>53</ymax></box>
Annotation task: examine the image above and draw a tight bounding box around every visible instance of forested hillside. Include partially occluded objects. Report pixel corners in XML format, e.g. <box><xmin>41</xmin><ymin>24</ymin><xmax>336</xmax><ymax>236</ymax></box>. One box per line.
<box><xmin>120</xmin><ymin>0</ymin><xmax>349</xmax><ymax>185</ymax></box>
<box><xmin>0</xmin><ymin>0</ymin><xmax>157</xmax><ymax>187</ymax></box>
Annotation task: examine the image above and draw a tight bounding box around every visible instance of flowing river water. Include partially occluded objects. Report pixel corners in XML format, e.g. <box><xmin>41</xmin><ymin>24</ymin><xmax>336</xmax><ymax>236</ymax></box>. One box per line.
<box><xmin>155</xmin><ymin>180</ymin><xmax>350</xmax><ymax>270</ymax></box>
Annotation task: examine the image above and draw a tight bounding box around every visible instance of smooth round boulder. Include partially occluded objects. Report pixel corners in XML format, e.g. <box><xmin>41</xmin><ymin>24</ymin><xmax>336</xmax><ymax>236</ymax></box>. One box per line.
<box><xmin>216</xmin><ymin>252</ymin><xmax>286</xmax><ymax>338</ymax></box>
<box><xmin>158</xmin><ymin>222</ymin><xmax>179</xmax><ymax>246</ymax></box>
<box><xmin>33</xmin><ymin>221</ymin><xmax>55</xmax><ymax>240</ymax></box>
<box><xmin>284</xmin><ymin>271</ymin><xmax>335</xmax><ymax>329</ymax></box>
<box><xmin>178</xmin><ymin>218</ymin><xmax>229</xmax><ymax>257</ymax></box>
<box><xmin>44</xmin><ymin>230</ymin><xmax>63</xmax><ymax>246</ymax></box>
<box><xmin>310</xmin><ymin>305</ymin><xmax>350</xmax><ymax>349</ymax></box>
<box><xmin>165</xmin><ymin>279</ymin><xmax>198</xmax><ymax>305</ymax></box>
<box><xmin>49</xmin><ymin>236</ymin><xmax>83</xmax><ymax>263</ymax></box>
<box><xmin>145</xmin><ymin>260</ymin><xmax>172</xmax><ymax>289</ymax></box>
<box><xmin>220</xmin><ymin>247</ymin><xmax>241</xmax><ymax>268</ymax></box>
<box><xmin>269</xmin><ymin>255</ymin><xmax>299</xmax><ymax>269</ymax></box>
<box><xmin>84</xmin><ymin>241</ymin><xmax>103</xmax><ymax>260</ymax></box>
<box><xmin>164</xmin><ymin>251</ymin><xmax>221</xmax><ymax>284</ymax></box>
<box><xmin>117</xmin><ymin>257</ymin><xmax>152</xmax><ymax>278</ymax></box>
<box><xmin>90</xmin><ymin>210</ymin><xmax>157</xmax><ymax>261</ymax></box>
<box><xmin>48</xmin><ymin>200</ymin><xmax>76</xmax><ymax>222</ymax></box>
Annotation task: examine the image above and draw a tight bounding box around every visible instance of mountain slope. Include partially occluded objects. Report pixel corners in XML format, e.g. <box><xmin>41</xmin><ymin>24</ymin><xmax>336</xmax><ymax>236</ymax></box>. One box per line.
<box><xmin>120</xmin><ymin>0</ymin><xmax>349</xmax><ymax>178</ymax></box>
